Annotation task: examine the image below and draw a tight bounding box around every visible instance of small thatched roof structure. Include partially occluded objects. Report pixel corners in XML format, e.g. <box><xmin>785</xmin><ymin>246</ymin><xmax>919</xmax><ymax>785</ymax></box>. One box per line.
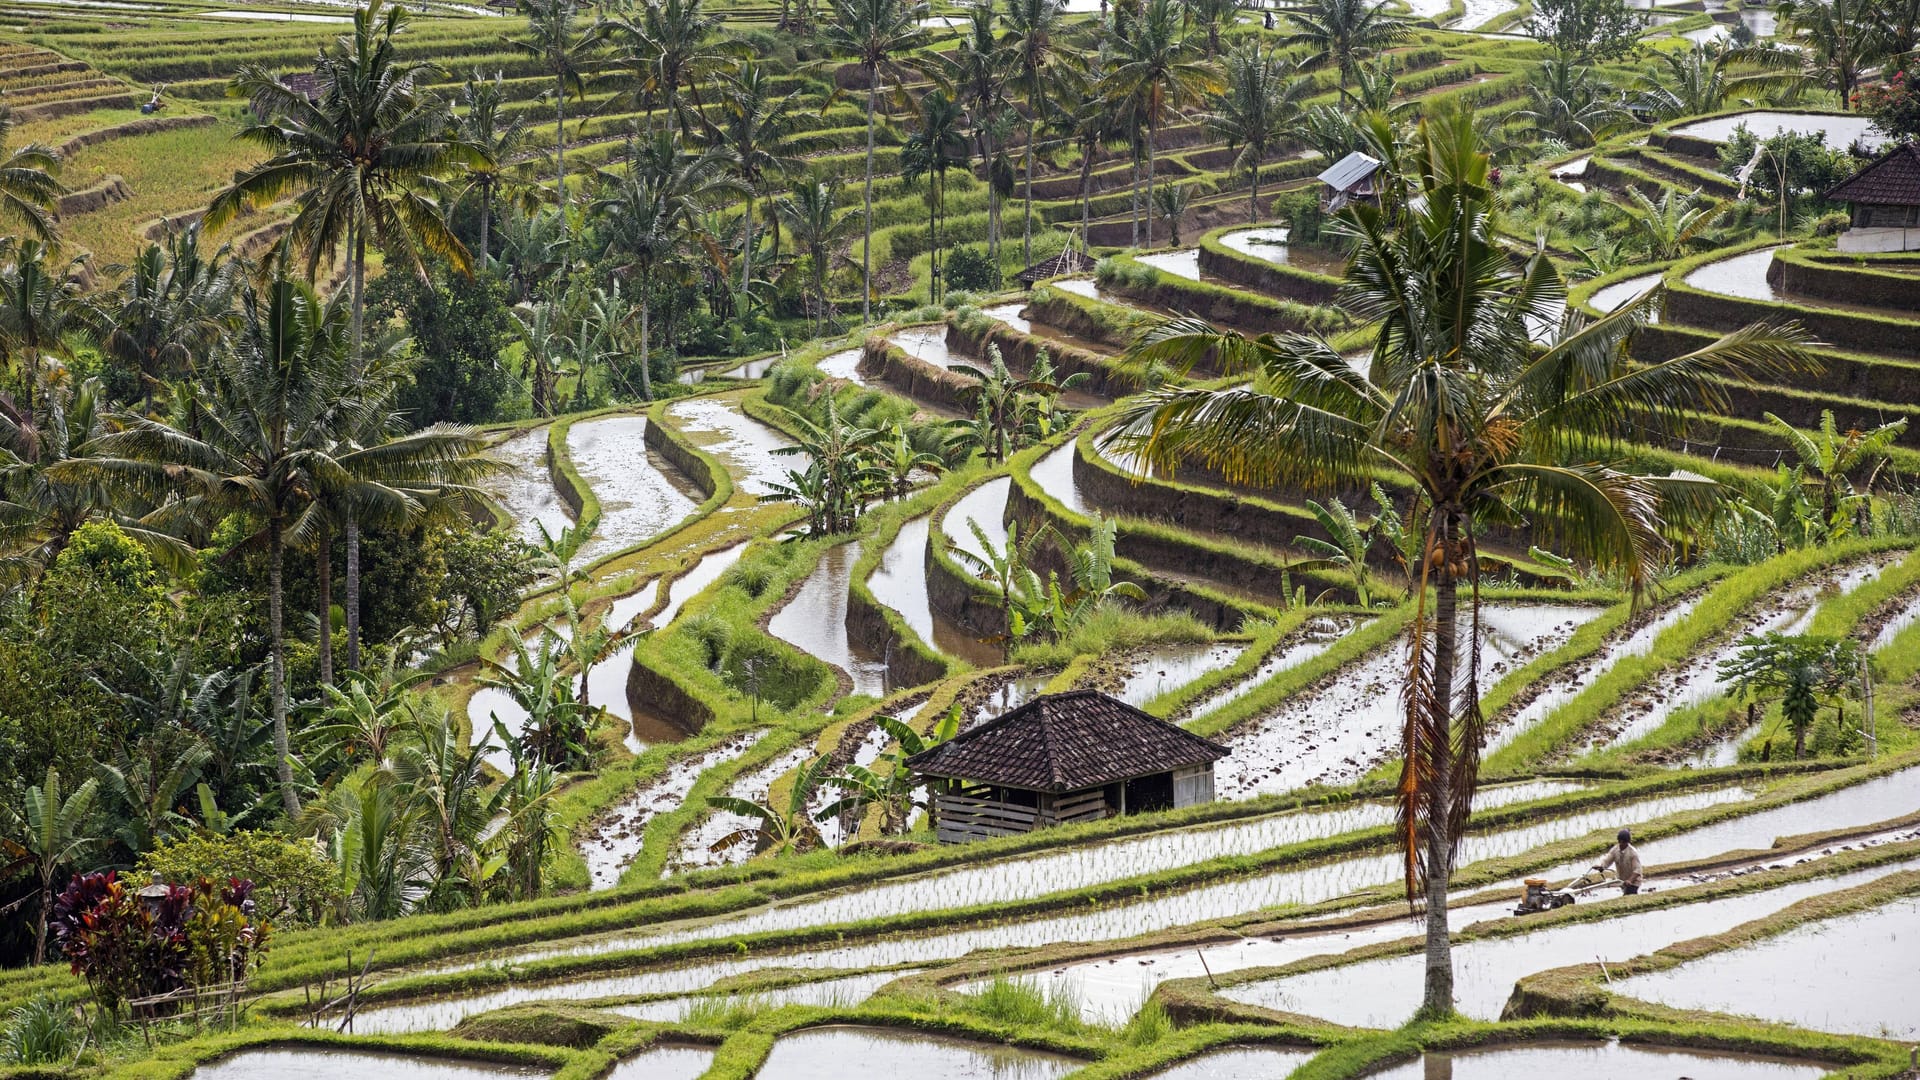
<box><xmin>1016</xmin><ymin>247</ymin><xmax>1095</xmax><ymax>289</ymax></box>
<box><xmin>906</xmin><ymin>689</ymin><xmax>1228</xmax><ymax>794</ymax></box>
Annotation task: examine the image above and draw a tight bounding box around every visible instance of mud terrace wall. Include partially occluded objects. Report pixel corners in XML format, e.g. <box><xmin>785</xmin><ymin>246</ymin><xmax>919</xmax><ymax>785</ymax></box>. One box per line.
<box><xmin>858</xmin><ymin>336</ymin><xmax>975</xmax><ymax>412</ymax></box>
<box><xmin>56</xmin><ymin>112</ymin><xmax>215</xmax><ymax>157</ymax></box>
<box><xmin>946</xmin><ymin>321</ymin><xmax>1128</xmax><ymax>398</ymax></box>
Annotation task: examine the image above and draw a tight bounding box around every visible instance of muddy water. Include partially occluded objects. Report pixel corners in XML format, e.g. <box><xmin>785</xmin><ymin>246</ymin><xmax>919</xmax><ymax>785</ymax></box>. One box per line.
<box><xmin>867</xmin><ymin>516</ymin><xmax>1002</xmax><ymax>666</ymax></box>
<box><xmin>357</xmin><ymin>786</ymin><xmax>1746</xmax><ymax>1033</ymax></box>
<box><xmin>1183</xmin><ymin>618</ymin><xmax>1365</xmax><ymax>723</ymax></box>
<box><xmin>1217</xmin><ymin>605</ymin><xmax>1601</xmax><ymax>799</ymax></box>
<box><xmin>611</xmin><ymin>969</ymin><xmax>910</xmax><ymax>1021</ymax></box>
<box><xmin>816</xmin><ymin>348</ymin><xmax>871</xmax><ymax>386</ymax></box>
<box><xmin>581</xmin><ymin>731</ymin><xmax>765</xmax><ymax>891</ymax></box>
<box><xmin>567</xmin><ymin>416</ymin><xmax>703</xmax><ymax>566</ymax></box>
<box><xmin>1223</xmin><ymin>857</ymin><xmax>1920</xmax><ymax>1024</ymax></box>
<box><xmin>1113</xmin><ymin>643</ymin><xmax>1248</xmax><ymax>707</ymax></box>
<box><xmin>1671</xmin><ymin>111</ymin><xmax>1882</xmax><ymax>146</ymax></box>
<box><xmin>768</xmin><ymin>542</ymin><xmax>889</xmax><ymax>698</ymax></box>
<box><xmin>666</xmin><ymin>397</ymin><xmax>796</xmax><ymax>496</ymax></box>
<box><xmin>759</xmin><ymin>1026</ymin><xmax>1079</xmax><ymax>1080</ymax></box>
<box><xmin>605</xmin><ymin>1046</ymin><xmax>713</xmax><ymax>1080</ymax></box>
<box><xmin>1587</xmin><ymin>272</ymin><xmax>1664</xmax><ymax>319</ymax></box>
<box><xmin>943</xmin><ymin>477</ymin><xmax>1012</xmax><ymax>566</ymax></box>
<box><xmin>189</xmin><ymin>1049</ymin><xmax>541</xmax><ymax>1080</ymax></box>
<box><xmin>1591</xmin><ymin>559</ymin><xmax>1893</xmax><ymax>751</ymax></box>
<box><xmin>486</xmin><ymin>427</ymin><xmax>574</xmax><ymax>547</ymax></box>
<box><xmin>966</xmin><ymin>672</ymin><xmax>1051</xmax><ymax>727</ymax></box>
<box><xmin>982</xmin><ymin>302</ymin><xmax>1032</xmax><ymax>333</ymax></box>
<box><xmin>1138</xmin><ymin>249</ymin><xmax>1203</xmax><ymax>281</ymax></box>
<box><xmin>1613</xmin><ymin>893</ymin><xmax>1920</xmax><ymax>1038</ymax></box>
<box><xmin>657</xmin><ymin>544</ymin><xmax>748</xmax><ymax>628</ymax></box>
<box><xmin>1361</xmin><ymin>1042</ymin><xmax>1830</xmax><ymax>1080</ymax></box>
<box><xmin>1683</xmin><ymin>246</ymin><xmax>1788</xmax><ymax>303</ymax></box>
<box><xmin>667</xmin><ymin>745</ymin><xmax>815</xmax><ymax>874</ymax></box>
<box><xmin>1484</xmin><ymin>597</ymin><xmax>1698</xmax><ymax>754</ymax></box>
<box><xmin>1143</xmin><ymin>1047</ymin><xmax>1320</xmax><ymax>1079</ymax></box>
<box><xmin>1218</xmin><ymin>227</ymin><xmax>1348</xmax><ymax>277</ymax></box>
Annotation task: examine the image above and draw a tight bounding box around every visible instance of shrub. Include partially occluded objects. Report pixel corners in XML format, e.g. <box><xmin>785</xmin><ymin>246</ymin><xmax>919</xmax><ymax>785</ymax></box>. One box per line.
<box><xmin>138</xmin><ymin>831</ymin><xmax>340</xmax><ymax>929</ymax></box>
<box><xmin>51</xmin><ymin>872</ymin><xmax>271</xmax><ymax>1013</ymax></box>
<box><xmin>943</xmin><ymin>246</ymin><xmax>1002</xmax><ymax>293</ymax></box>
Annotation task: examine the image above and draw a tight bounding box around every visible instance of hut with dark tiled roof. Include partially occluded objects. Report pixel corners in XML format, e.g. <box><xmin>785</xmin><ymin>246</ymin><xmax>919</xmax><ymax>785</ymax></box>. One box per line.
<box><xmin>1015</xmin><ymin>247</ymin><xmax>1094</xmax><ymax>289</ymax></box>
<box><xmin>1826</xmin><ymin>142</ymin><xmax>1920</xmax><ymax>253</ymax></box>
<box><xmin>905</xmin><ymin>690</ymin><xmax>1229</xmax><ymax>843</ymax></box>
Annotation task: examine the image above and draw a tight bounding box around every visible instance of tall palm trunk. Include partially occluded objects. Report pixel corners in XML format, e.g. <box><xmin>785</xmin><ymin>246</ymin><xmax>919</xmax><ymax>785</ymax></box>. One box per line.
<box><xmin>1250</xmin><ymin>162</ymin><xmax>1260</xmax><ymax>224</ymax></box>
<box><xmin>862</xmin><ymin>64</ymin><xmax>878</xmax><ymax>324</ymax></box>
<box><xmin>478</xmin><ymin>182</ymin><xmax>493</xmax><ymax>265</ymax></box>
<box><xmin>1419</xmin><ymin>512</ymin><xmax>1461</xmax><ymax>1018</ymax></box>
<box><xmin>555</xmin><ymin>68</ymin><xmax>568</xmax><ymax>224</ymax></box>
<box><xmin>1078</xmin><ymin>140</ymin><xmax>1097</xmax><ymax>251</ymax></box>
<box><xmin>316</xmin><ymin>525</ymin><xmax>334</xmax><ymax>686</ymax></box>
<box><xmin>344</xmin><ymin>521</ymin><xmax>362</xmax><ymax>670</ymax></box>
<box><xmin>639</xmin><ymin>290</ymin><xmax>653</xmax><ymax>400</ymax></box>
<box><xmin>982</xmin><ymin>130</ymin><xmax>999</xmax><ymax>265</ymax></box>
<box><xmin>1130</xmin><ymin>151</ymin><xmax>1141</xmax><ymax>246</ymax></box>
<box><xmin>268</xmin><ymin>516</ymin><xmax>298</xmax><ymax>818</ymax></box>
<box><xmin>1023</xmin><ymin>113</ymin><xmax>1036</xmax><ymax>267</ymax></box>
<box><xmin>1145</xmin><ymin>112</ymin><xmax>1159</xmax><ymax>247</ymax></box>
<box><xmin>741</xmin><ymin>189</ymin><xmax>755</xmax><ymax>310</ymax></box>
<box><xmin>346</xmin><ymin>221</ymin><xmax>367</xmax><ymax>674</ymax></box>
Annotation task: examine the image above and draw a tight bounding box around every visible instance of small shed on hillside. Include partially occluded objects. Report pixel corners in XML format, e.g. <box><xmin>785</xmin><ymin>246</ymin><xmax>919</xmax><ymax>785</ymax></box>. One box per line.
<box><xmin>1825</xmin><ymin>142</ymin><xmax>1920</xmax><ymax>253</ymax></box>
<box><xmin>1016</xmin><ymin>247</ymin><xmax>1094</xmax><ymax>289</ymax></box>
<box><xmin>905</xmin><ymin>689</ymin><xmax>1229</xmax><ymax>843</ymax></box>
<box><xmin>1318</xmin><ymin>151</ymin><xmax>1383</xmax><ymax>213</ymax></box>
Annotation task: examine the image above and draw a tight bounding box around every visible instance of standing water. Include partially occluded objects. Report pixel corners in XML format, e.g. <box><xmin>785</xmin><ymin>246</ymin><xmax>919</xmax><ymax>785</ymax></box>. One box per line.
<box><xmin>1182</xmin><ymin>618</ymin><xmax>1365</xmax><ymax>724</ymax></box>
<box><xmin>666</xmin><ymin>396</ymin><xmax>797</xmax><ymax>496</ymax></box>
<box><xmin>581</xmin><ymin>730</ymin><xmax>766</xmax><ymax>890</ymax></box>
<box><xmin>1359</xmin><ymin>1042</ymin><xmax>1830</xmax><ymax>1080</ymax></box>
<box><xmin>768</xmin><ymin>542</ymin><xmax>889</xmax><ymax>698</ymax></box>
<box><xmin>866</xmin><ymin>516</ymin><xmax>1002</xmax><ymax>666</ymax></box>
<box><xmin>190</xmin><ymin>1049</ymin><xmax>541</xmax><ymax>1080</ymax></box>
<box><xmin>1112</xmin><ymin>642</ymin><xmax>1248</xmax><ymax>707</ymax></box>
<box><xmin>1140</xmin><ymin>1048</ymin><xmax>1320</xmax><ymax>1079</ymax></box>
<box><xmin>485</xmin><ymin>427</ymin><xmax>573</xmax><ymax>546</ymax></box>
<box><xmin>566</xmin><ymin>416</ymin><xmax>702</xmax><ymax>566</ymax></box>
<box><xmin>1218</xmin><ymin>226</ymin><xmax>1348</xmax><ymax>276</ymax></box>
<box><xmin>668</xmin><ymin>745</ymin><xmax>815</xmax><ymax>873</ymax></box>
<box><xmin>757</xmin><ymin>1026</ymin><xmax>1079</xmax><ymax>1080</ymax></box>
<box><xmin>943</xmin><ymin>477</ymin><xmax>1013</xmax><ymax>566</ymax></box>
<box><xmin>1028</xmin><ymin>441</ymin><xmax>1090</xmax><ymax>516</ymax></box>
<box><xmin>605</xmin><ymin>1046</ymin><xmax>713</xmax><ymax>1080</ymax></box>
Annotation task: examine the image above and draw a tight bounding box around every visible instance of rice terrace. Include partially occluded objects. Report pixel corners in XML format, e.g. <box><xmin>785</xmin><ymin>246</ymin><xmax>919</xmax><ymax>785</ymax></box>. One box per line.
<box><xmin>3</xmin><ymin>0</ymin><xmax>1920</xmax><ymax>1073</ymax></box>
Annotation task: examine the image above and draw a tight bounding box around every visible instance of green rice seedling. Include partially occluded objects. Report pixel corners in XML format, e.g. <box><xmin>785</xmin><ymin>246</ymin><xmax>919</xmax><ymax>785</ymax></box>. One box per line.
<box><xmin>1</xmin><ymin>996</ymin><xmax>80</xmax><ymax>1065</ymax></box>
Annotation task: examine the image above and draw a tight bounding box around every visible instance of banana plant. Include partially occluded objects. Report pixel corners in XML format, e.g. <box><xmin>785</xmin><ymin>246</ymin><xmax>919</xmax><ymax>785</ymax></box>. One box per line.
<box><xmin>1294</xmin><ymin>495</ymin><xmax>1375</xmax><ymax>607</ymax></box>
<box><xmin>1</xmin><ymin>767</ymin><xmax>103</xmax><ymax>964</ymax></box>
<box><xmin>820</xmin><ymin>710</ymin><xmax>961</xmax><ymax>836</ymax></box>
<box><xmin>707</xmin><ymin>755</ymin><xmax>835</xmax><ymax>858</ymax></box>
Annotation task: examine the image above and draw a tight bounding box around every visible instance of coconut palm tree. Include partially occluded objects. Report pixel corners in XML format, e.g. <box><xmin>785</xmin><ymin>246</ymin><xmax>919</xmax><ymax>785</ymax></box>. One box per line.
<box><xmin>1276</xmin><ymin>0</ymin><xmax>1411</xmax><ymax>99</ymax></box>
<box><xmin>0</xmin><ymin>110</ymin><xmax>63</xmax><ymax>245</ymax></box>
<box><xmin>1204</xmin><ymin>43</ymin><xmax>1310</xmax><ymax>223</ymax></box>
<box><xmin>514</xmin><ymin>0</ymin><xmax>597</xmax><ymax>221</ymax></box>
<box><xmin>1619</xmin><ymin>186</ymin><xmax>1726</xmax><ymax>262</ymax></box>
<box><xmin>593</xmin><ymin>134</ymin><xmax>736</xmax><ymax>400</ymax></box>
<box><xmin>101</xmin><ymin>224</ymin><xmax>238</xmax><ymax>414</ymax></box>
<box><xmin>1188</xmin><ymin>0</ymin><xmax>1246</xmax><ymax>57</ymax></box>
<box><xmin>820</xmin><ymin>0</ymin><xmax>932</xmax><ymax>323</ymax></box>
<box><xmin>602</xmin><ymin>0</ymin><xmax>727</xmax><ymax>139</ymax></box>
<box><xmin>944</xmin><ymin>3</ymin><xmax>1010</xmax><ymax>264</ymax></box>
<box><xmin>0</xmin><ymin>239</ymin><xmax>94</xmax><ymax>416</ymax></box>
<box><xmin>1512</xmin><ymin>56</ymin><xmax>1628</xmax><ymax>146</ymax></box>
<box><xmin>1763</xmin><ymin>409</ymin><xmax>1909</xmax><ymax>537</ymax></box>
<box><xmin>1779</xmin><ymin>0</ymin><xmax>1885</xmax><ymax>110</ymax></box>
<box><xmin>1630</xmin><ymin>44</ymin><xmax>1808</xmax><ymax>121</ymax></box>
<box><xmin>1</xmin><ymin>767</ymin><xmax>102</xmax><ymax>965</ymax></box>
<box><xmin>454</xmin><ymin>72</ymin><xmax>542</xmax><ymax>266</ymax></box>
<box><xmin>1101</xmin><ymin>106</ymin><xmax>1816</xmax><ymax>1017</ymax></box>
<box><xmin>776</xmin><ymin>177</ymin><xmax>859</xmax><ymax>332</ymax></box>
<box><xmin>902</xmin><ymin>90</ymin><xmax>971</xmax><ymax>303</ymax></box>
<box><xmin>715</xmin><ymin>58</ymin><xmax>800</xmax><ymax>311</ymax></box>
<box><xmin>1003</xmin><ymin>0</ymin><xmax>1067</xmax><ymax>267</ymax></box>
<box><xmin>1103</xmin><ymin>0</ymin><xmax>1223</xmax><ymax>247</ymax></box>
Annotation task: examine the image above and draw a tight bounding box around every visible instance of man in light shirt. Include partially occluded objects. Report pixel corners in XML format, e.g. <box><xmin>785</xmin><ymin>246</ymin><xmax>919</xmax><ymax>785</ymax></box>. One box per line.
<box><xmin>1593</xmin><ymin>827</ymin><xmax>1644</xmax><ymax>895</ymax></box>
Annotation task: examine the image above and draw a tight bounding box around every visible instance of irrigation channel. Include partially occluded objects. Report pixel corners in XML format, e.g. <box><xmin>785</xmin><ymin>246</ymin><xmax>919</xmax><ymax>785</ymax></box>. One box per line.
<box><xmin>1220</xmin><ymin>855</ymin><xmax>1920</xmax><ymax>1026</ymax></box>
<box><xmin>349</xmin><ymin>772</ymin><xmax>1885</xmax><ymax>1034</ymax></box>
<box><xmin>1214</xmin><ymin>604</ymin><xmax>1603</xmax><ymax>799</ymax></box>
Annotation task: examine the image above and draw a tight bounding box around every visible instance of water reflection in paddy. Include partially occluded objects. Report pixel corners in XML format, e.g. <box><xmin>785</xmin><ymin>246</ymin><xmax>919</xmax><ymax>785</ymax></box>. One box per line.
<box><xmin>581</xmin><ymin>731</ymin><xmax>765</xmax><ymax>890</ymax></box>
<box><xmin>1359</xmin><ymin>1042</ymin><xmax>1830</xmax><ymax>1080</ymax></box>
<box><xmin>567</xmin><ymin>416</ymin><xmax>703</xmax><ymax>566</ymax></box>
<box><xmin>1218</xmin><ymin>226</ymin><xmax>1348</xmax><ymax>276</ymax></box>
<box><xmin>190</xmin><ymin>1048</ymin><xmax>542</xmax><ymax>1080</ymax></box>
<box><xmin>604</xmin><ymin>1045</ymin><xmax>713</xmax><ymax>1080</ymax></box>
<box><xmin>1612</xmin><ymin>893</ymin><xmax>1920</xmax><ymax>1038</ymax></box>
<box><xmin>1142</xmin><ymin>1047</ymin><xmax>1320</xmax><ymax>1080</ymax></box>
<box><xmin>943</xmin><ymin>477</ymin><xmax>1012</xmax><ymax>565</ymax></box>
<box><xmin>1182</xmin><ymin>618</ymin><xmax>1363</xmax><ymax>724</ymax></box>
<box><xmin>1223</xmin><ymin>857</ymin><xmax>1920</xmax><ymax>1025</ymax></box>
<box><xmin>485</xmin><ymin>427</ymin><xmax>573</xmax><ymax>547</ymax></box>
<box><xmin>1113</xmin><ymin>642</ymin><xmax>1247</xmax><ymax>707</ymax></box>
<box><xmin>666</xmin><ymin>397</ymin><xmax>796</xmax><ymax>495</ymax></box>
<box><xmin>768</xmin><ymin>542</ymin><xmax>889</xmax><ymax>698</ymax></box>
<box><xmin>868</xmin><ymin>516</ymin><xmax>1002</xmax><ymax>666</ymax></box>
<box><xmin>1586</xmin><ymin>271</ymin><xmax>1665</xmax><ymax>318</ymax></box>
<box><xmin>1670</xmin><ymin>111</ymin><xmax>1883</xmax><ymax>146</ymax></box>
<box><xmin>610</xmin><ymin>970</ymin><xmax>910</xmax><ymax>1021</ymax></box>
<box><xmin>759</xmin><ymin>1026</ymin><xmax>1079</xmax><ymax>1080</ymax></box>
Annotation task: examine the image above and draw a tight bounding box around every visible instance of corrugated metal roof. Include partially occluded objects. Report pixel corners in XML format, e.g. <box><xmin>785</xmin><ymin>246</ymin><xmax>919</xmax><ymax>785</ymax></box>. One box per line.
<box><xmin>1318</xmin><ymin>151</ymin><xmax>1382</xmax><ymax>193</ymax></box>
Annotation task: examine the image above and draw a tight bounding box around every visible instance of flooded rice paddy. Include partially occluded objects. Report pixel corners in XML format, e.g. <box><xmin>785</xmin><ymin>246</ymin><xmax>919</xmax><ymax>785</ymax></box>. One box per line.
<box><xmin>1683</xmin><ymin>246</ymin><xmax>1789</xmax><ymax>303</ymax></box>
<box><xmin>604</xmin><ymin>1045</ymin><xmax>713</xmax><ymax>1080</ymax></box>
<box><xmin>866</xmin><ymin>516</ymin><xmax>1002</xmax><ymax>666</ymax></box>
<box><xmin>756</xmin><ymin>1026</ymin><xmax>1079</xmax><ymax>1080</ymax></box>
<box><xmin>1484</xmin><ymin>596</ymin><xmax>1697</xmax><ymax>754</ymax></box>
<box><xmin>1588</xmin><ymin>558</ymin><xmax>1894</xmax><ymax>751</ymax></box>
<box><xmin>1112</xmin><ymin>642</ymin><xmax>1248</xmax><ymax>707</ymax></box>
<box><xmin>891</xmin><ymin>324</ymin><xmax>957</xmax><ymax>368</ymax></box>
<box><xmin>565</xmin><ymin>415</ymin><xmax>702</xmax><ymax>565</ymax></box>
<box><xmin>609</xmin><ymin>970</ymin><xmax>911</xmax><ymax>1021</ymax></box>
<box><xmin>1586</xmin><ymin>271</ymin><xmax>1665</xmax><ymax>318</ymax></box>
<box><xmin>943</xmin><ymin>477</ymin><xmax>1013</xmax><ymax>566</ymax></box>
<box><xmin>657</xmin><ymin>543</ymin><xmax>748</xmax><ymax>628</ymax></box>
<box><xmin>1870</xmin><ymin>590</ymin><xmax>1920</xmax><ymax>650</ymax></box>
<box><xmin>1182</xmin><ymin>618</ymin><xmax>1364</xmax><ymax>722</ymax></box>
<box><xmin>1216</xmin><ymin>605</ymin><xmax>1601</xmax><ymax>798</ymax></box>
<box><xmin>485</xmin><ymin>427</ymin><xmax>573</xmax><ymax>547</ymax></box>
<box><xmin>1222</xmin><ymin>857</ymin><xmax>1920</xmax><ymax>1025</ymax></box>
<box><xmin>815</xmin><ymin>348</ymin><xmax>870</xmax><ymax>386</ymax></box>
<box><xmin>1141</xmin><ymin>1046</ymin><xmax>1320</xmax><ymax>1079</ymax></box>
<box><xmin>668</xmin><ymin>744</ymin><xmax>815</xmax><ymax>873</ymax></box>
<box><xmin>1670</xmin><ymin>111</ymin><xmax>1880</xmax><ymax>146</ymax></box>
<box><xmin>768</xmin><ymin>541</ymin><xmax>889</xmax><ymax>698</ymax></box>
<box><xmin>666</xmin><ymin>396</ymin><xmax>796</xmax><ymax>496</ymax></box>
<box><xmin>189</xmin><ymin>1048</ymin><xmax>541</xmax><ymax>1080</ymax></box>
<box><xmin>1028</xmin><ymin>441</ymin><xmax>1090</xmax><ymax>516</ymax></box>
<box><xmin>1612</xmin><ymin>893</ymin><xmax>1920</xmax><ymax>1038</ymax></box>
<box><xmin>581</xmin><ymin>731</ymin><xmax>766</xmax><ymax>891</ymax></box>
<box><xmin>1357</xmin><ymin>1042</ymin><xmax>1830</xmax><ymax>1080</ymax></box>
<box><xmin>1217</xmin><ymin>227</ymin><xmax>1348</xmax><ymax>276</ymax></box>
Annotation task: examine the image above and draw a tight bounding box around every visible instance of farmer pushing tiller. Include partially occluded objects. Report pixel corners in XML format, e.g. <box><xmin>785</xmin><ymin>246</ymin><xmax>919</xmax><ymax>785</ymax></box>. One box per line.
<box><xmin>1514</xmin><ymin>828</ymin><xmax>1646</xmax><ymax>916</ymax></box>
